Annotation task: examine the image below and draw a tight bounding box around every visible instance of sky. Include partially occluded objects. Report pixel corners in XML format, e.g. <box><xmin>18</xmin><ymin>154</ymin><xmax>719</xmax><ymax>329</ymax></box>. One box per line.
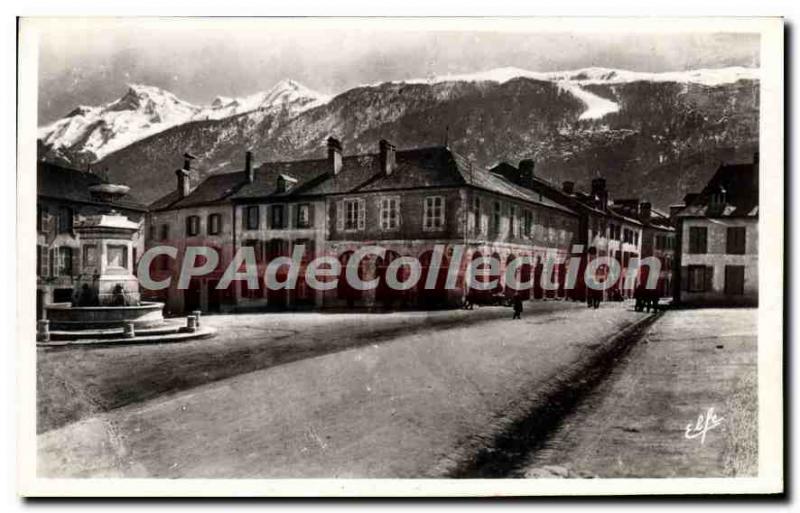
<box><xmin>35</xmin><ymin>18</ymin><xmax>761</xmax><ymax>125</ymax></box>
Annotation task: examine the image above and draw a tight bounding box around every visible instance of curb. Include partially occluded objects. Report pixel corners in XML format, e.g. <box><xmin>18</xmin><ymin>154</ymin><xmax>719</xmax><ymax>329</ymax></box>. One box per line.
<box><xmin>36</xmin><ymin>327</ymin><xmax>217</xmax><ymax>348</ymax></box>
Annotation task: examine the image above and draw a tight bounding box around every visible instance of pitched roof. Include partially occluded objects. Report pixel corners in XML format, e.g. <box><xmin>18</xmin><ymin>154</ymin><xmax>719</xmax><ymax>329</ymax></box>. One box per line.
<box><xmin>37</xmin><ymin>161</ymin><xmax>147</xmax><ymax>211</ymax></box>
<box><xmin>231</xmin><ymin>145</ymin><xmax>576</xmax><ymax>214</ymax></box>
<box><xmin>149</xmin><ymin>169</ymin><xmax>250</xmax><ymax>211</ymax></box>
<box><xmin>677</xmin><ymin>161</ymin><xmax>758</xmax><ymax>218</ymax></box>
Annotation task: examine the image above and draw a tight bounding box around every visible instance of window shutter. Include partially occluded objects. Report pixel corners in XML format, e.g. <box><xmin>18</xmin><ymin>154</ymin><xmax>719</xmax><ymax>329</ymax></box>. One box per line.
<box><xmin>357</xmin><ymin>199</ymin><xmax>366</xmax><ymax>230</ymax></box>
<box><xmin>71</xmin><ymin>247</ymin><xmax>80</xmax><ymax>276</ymax></box>
<box><xmin>704</xmin><ymin>265</ymin><xmax>714</xmax><ymax>292</ymax></box>
<box><xmin>40</xmin><ymin>246</ymin><xmax>49</xmax><ymax>277</ymax></box>
<box><xmin>307</xmin><ymin>203</ymin><xmax>314</xmax><ymax>227</ymax></box>
<box><xmin>680</xmin><ymin>266</ymin><xmax>689</xmax><ymax>291</ymax></box>
<box><xmin>336</xmin><ymin>201</ymin><xmax>344</xmax><ymax>231</ymax></box>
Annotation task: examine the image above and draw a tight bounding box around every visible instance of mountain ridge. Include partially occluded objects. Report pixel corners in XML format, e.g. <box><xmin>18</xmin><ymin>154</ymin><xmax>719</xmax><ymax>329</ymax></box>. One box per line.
<box><xmin>38</xmin><ymin>67</ymin><xmax>760</xmax><ymax>210</ymax></box>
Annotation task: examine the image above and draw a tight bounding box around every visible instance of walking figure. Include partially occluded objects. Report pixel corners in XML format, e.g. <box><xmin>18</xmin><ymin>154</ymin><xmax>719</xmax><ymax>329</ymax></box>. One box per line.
<box><xmin>512</xmin><ymin>294</ymin><xmax>523</xmax><ymax>320</ymax></box>
<box><xmin>588</xmin><ymin>288</ymin><xmax>602</xmax><ymax>309</ymax></box>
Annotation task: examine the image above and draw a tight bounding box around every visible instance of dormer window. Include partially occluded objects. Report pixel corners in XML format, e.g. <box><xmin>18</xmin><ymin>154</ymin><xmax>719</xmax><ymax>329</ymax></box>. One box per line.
<box><xmin>710</xmin><ymin>186</ymin><xmax>727</xmax><ymax>209</ymax></box>
<box><xmin>276</xmin><ymin>174</ymin><xmax>298</xmax><ymax>193</ymax></box>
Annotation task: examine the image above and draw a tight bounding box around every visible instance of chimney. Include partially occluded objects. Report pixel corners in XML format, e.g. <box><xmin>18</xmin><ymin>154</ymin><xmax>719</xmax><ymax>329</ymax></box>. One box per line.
<box><xmin>327</xmin><ymin>137</ymin><xmax>343</xmax><ymax>175</ymax></box>
<box><xmin>245</xmin><ymin>151</ymin><xmax>254</xmax><ymax>183</ymax></box>
<box><xmin>176</xmin><ymin>152</ymin><xmax>195</xmax><ymax>198</ymax></box>
<box><xmin>591</xmin><ymin>177</ymin><xmax>608</xmax><ymax>210</ymax></box>
<box><xmin>518</xmin><ymin>159</ymin><xmax>535</xmax><ymax>188</ymax></box>
<box><xmin>640</xmin><ymin>201</ymin><xmax>652</xmax><ymax>221</ymax></box>
<box><xmin>176</xmin><ymin>168</ymin><xmax>191</xmax><ymax>198</ymax></box>
<box><xmin>379</xmin><ymin>139</ymin><xmax>396</xmax><ymax>175</ymax></box>
<box><xmin>562</xmin><ymin>181</ymin><xmax>575</xmax><ymax>194</ymax></box>
<box><xmin>183</xmin><ymin>152</ymin><xmax>196</xmax><ymax>171</ymax></box>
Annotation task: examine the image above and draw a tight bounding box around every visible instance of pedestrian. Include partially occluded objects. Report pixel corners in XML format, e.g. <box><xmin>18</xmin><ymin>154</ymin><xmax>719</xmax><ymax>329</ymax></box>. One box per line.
<box><xmin>512</xmin><ymin>294</ymin><xmax>523</xmax><ymax>320</ymax></box>
<box><xmin>464</xmin><ymin>291</ymin><xmax>474</xmax><ymax>310</ymax></box>
<box><xmin>588</xmin><ymin>288</ymin><xmax>602</xmax><ymax>309</ymax></box>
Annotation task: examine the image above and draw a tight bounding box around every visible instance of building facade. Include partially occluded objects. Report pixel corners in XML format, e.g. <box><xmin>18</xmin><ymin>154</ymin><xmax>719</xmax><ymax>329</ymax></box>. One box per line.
<box><xmin>146</xmin><ymin>139</ymin><xmax>582</xmax><ymax>313</ymax></box>
<box><xmin>491</xmin><ymin>163</ymin><xmax>646</xmax><ymax>301</ymax></box>
<box><xmin>673</xmin><ymin>155</ymin><xmax>759</xmax><ymax>306</ymax></box>
<box><xmin>36</xmin><ymin>162</ymin><xmax>147</xmax><ymax>319</ymax></box>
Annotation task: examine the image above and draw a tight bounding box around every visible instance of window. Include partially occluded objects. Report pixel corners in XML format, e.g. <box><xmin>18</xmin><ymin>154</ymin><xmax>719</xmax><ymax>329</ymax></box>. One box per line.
<box><xmin>245</xmin><ymin>206</ymin><xmax>260</xmax><ymax>230</ymax></box>
<box><xmin>159</xmin><ymin>224</ymin><xmax>170</xmax><ymax>241</ymax></box>
<box><xmin>471</xmin><ymin>197</ymin><xmax>481</xmax><ymax>234</ymax></box>
<box><xmin>492</xmin><ymin>201</ymin><xmax>501</xmax><ymax>234</ymax></box>
<box><xmin>724</xmin><ymin>265</ymin><xmax>745</xmax><ymax>295</ymax></box>
<box><xmin>294</xmin><ymin>238</ymin><xmax>314</xmax><ymax>264</ymax></box>
<box><xmin>509</xmin><ymin>206</ymin><xmax>516</xmax><ymax>238</ymax></box>
<box><xmin>688</xmin><ymin>226</ymin><xmax>708</xmax><ymax>254</ymax></box>
<box><xmin>687</xmin><ymin>265</ymin><xmax>711</xmax><ymax>292</ymax></box>
<box><xmin>37</xmin><ymin>206</ymin><xmax>46</xmax><ymax>232</ymax></box>
<box><xmin>37</xmin><ymin>245</ymin><xmax>47</xmax><ymax>276</ymax></box>
<box><xmin>726</xmin><ymin>226</ymin><xmax>746</xmax><ymax>255</ymax></box>
<box><xmin>243</xmin><ymin>239</ymin><xmax>263</xmax><ymax>263</ymax></box>
<box><xmin>423</xmin><ymin>196</ymin><xmax>445</xmax><ymax>230</ymax></box>
<box><xmin>523</xmin><ymin>210</ymin><xmax>533</xmax><ymax>237</ymax></box>
<box><xmin>296</xmin><ymin>203</ymin><xmax>312</xmax><ymax>228</ymax></box>
<box><xmin>206</xmin><ymin>214</ymin><xmax>222</xmax><ymax>235</ymax></box>
<box><xmin>185</xmin><ymin>215</ymin><xmax>200</xmax><ymax>236</ymax></box>
<box><xmin>57</xmin><ymin>206</ymin><xmax>73</xmax><ymax>234</ymax></box>
<box><xmin>270</xmin><ymin>205</ymin><xmax>285</xmax><ymax>229</ymax></box>
<box><xmin>338</xmin><ymin>199</ymin><xmax>365</xmax><ymax>232</ymax></box>
<box><xmin>55</xmin><ymin>246</ymin><xmax>74</xmax><ymax>276</ymax></box>
<box><xmin>379</xmin><ymin>197</ymin><xmax>400</xmax><ymax>230</ymax></box>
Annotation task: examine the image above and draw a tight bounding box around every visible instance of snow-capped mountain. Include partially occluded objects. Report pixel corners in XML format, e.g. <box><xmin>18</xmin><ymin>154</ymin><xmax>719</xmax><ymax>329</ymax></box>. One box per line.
<box><xmin>204</xmin><ymin>79</ymin><xmax>330</xmax><ymax>120</ymax></box>
<box><xmin>40</xmin><ymin>66</ymin><xmax>759</xmax><ymax>211</ymax></box>
<box><xmin>38</xmin><ymin>80</ymin><xmax>330</xmax><ymax>161</ymax></box>
<box><xmin>388</xmin><ymin>66</ymin><xmax>759</xmax><ymax>121</ymax></box>
<box><xmin>396</xmin><ymin>65</ymin><xmax>759</xmax><ymax>87</ymax></box>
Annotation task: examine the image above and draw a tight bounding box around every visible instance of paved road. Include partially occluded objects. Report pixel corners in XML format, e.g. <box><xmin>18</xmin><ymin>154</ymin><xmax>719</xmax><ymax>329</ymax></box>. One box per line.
<box><xmin>38</xmin><ymin>301</ymin><xmax>651</xmax><ymax>478</ymax></box>
<box><xmin>520</xmin><ymin>308</ymin><xmax>758</xmax><ymax>478</ymax></box>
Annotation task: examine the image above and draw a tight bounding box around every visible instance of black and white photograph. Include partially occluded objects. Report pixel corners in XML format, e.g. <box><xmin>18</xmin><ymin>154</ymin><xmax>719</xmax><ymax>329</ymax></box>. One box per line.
<box><xmin>15</xmin><ymin>16</ymin><xmax>784</xmax><ymax>497</ymax></box>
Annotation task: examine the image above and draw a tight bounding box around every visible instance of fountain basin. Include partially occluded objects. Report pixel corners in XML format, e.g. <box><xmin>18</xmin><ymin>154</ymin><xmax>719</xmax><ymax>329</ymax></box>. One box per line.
<box><xmin>45</xmin><ymin>301</ymin><xmax>165</xmax><ymax>330</ymax></box>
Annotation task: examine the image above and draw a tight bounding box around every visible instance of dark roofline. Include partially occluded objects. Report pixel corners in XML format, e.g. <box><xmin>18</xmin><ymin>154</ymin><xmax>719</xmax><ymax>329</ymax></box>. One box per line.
<box><xmin>38</xmin><ymin>193</ymin><xmax>148</xmax><ymax>213</ymax></box>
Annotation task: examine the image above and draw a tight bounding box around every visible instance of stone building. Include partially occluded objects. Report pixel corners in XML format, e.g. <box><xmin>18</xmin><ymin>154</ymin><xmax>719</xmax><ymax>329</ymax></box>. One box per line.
<box><xmin>145</xmin><ymin>138</ymin><xmax>582</xmax><ymax>313</ymax></box>
<box><xmin>610</xmin><ymin>199</ymin><xmax>675</xmax><ymax>297</ymax></box>
<box><xmin>673</xmin><ymin>155</ymin><xmax>759</xmax><ymax>306</ymax></box>
<box><xmin>491</xmin><ymin>163</ymin><xmax>644</xmax><ymax>301</ymax></box>
<box><xmin>36</xmin><ymin>162</ymin><xmax>147</xmax><ymax>319</ymax></box>
<box><xmin>147</xmin><ymin>154</ymin><xmax>248</xmax><ymax>315</ymax></box>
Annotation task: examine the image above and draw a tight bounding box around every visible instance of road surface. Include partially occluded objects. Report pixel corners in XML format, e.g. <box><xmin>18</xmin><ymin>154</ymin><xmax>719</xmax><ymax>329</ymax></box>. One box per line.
<box><xmin>519</xmin><ymin>308</ymin><xmax>758</xmax><ymax>478</ymax></box>
<box><xmin>38</xmin><ymin>301</ymin><xmax>652</xmax><ymax>478</ymax></box>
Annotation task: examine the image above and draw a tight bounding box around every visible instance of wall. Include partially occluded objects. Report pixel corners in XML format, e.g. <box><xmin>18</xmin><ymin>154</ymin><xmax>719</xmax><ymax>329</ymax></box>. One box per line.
<box><xmin>145</xmin><ymin>203</ymin><xmax>236</xmax><ymax>315</ymax></box>
<box><xmin>678</xmin><ymin>217</ymin><xmax>758</xmax><ymax>305</ymax></box>
<box><xmin>234</xmin><ymin>198</ymin><xmax>328</xmax><ymax>311</ymax></box>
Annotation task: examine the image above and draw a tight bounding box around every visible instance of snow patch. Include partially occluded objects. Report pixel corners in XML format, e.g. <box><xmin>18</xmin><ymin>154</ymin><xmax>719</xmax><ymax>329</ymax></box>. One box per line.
<box><xmin>557</xmin><ymin>82</ymin><xmax>620</xmax><ymax>120</ymax></box>
<box><xmin>39</xmin><ymin>79</ymin><xmax>331</xmax><ymax>160</ymax></box>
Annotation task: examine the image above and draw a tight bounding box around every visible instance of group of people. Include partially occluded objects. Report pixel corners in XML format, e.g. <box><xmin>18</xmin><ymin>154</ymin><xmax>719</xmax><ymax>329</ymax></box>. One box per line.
<box><xmin>463</xmin><ymin>287</ymin><xmax>661</xmax><ymax>319</ymax></box>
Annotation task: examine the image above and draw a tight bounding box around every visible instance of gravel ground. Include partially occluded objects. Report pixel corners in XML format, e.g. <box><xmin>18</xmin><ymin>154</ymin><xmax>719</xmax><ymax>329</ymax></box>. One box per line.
<box><xmin>519</xmin><ymin>308</ymin><xmax>758</xmax><ymax>478</ymax></box>
<box><xmin>38</xmin><ymin>301</ymin><xmax>650</xmax><ymax>478</ymax></box>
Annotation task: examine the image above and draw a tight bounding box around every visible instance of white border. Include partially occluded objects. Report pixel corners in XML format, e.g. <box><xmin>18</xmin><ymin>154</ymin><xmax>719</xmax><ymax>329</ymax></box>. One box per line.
<box><xmin>16</xmin><ymin>16</ymin><xmax>784</xmax><ymax>497</ymax></box>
